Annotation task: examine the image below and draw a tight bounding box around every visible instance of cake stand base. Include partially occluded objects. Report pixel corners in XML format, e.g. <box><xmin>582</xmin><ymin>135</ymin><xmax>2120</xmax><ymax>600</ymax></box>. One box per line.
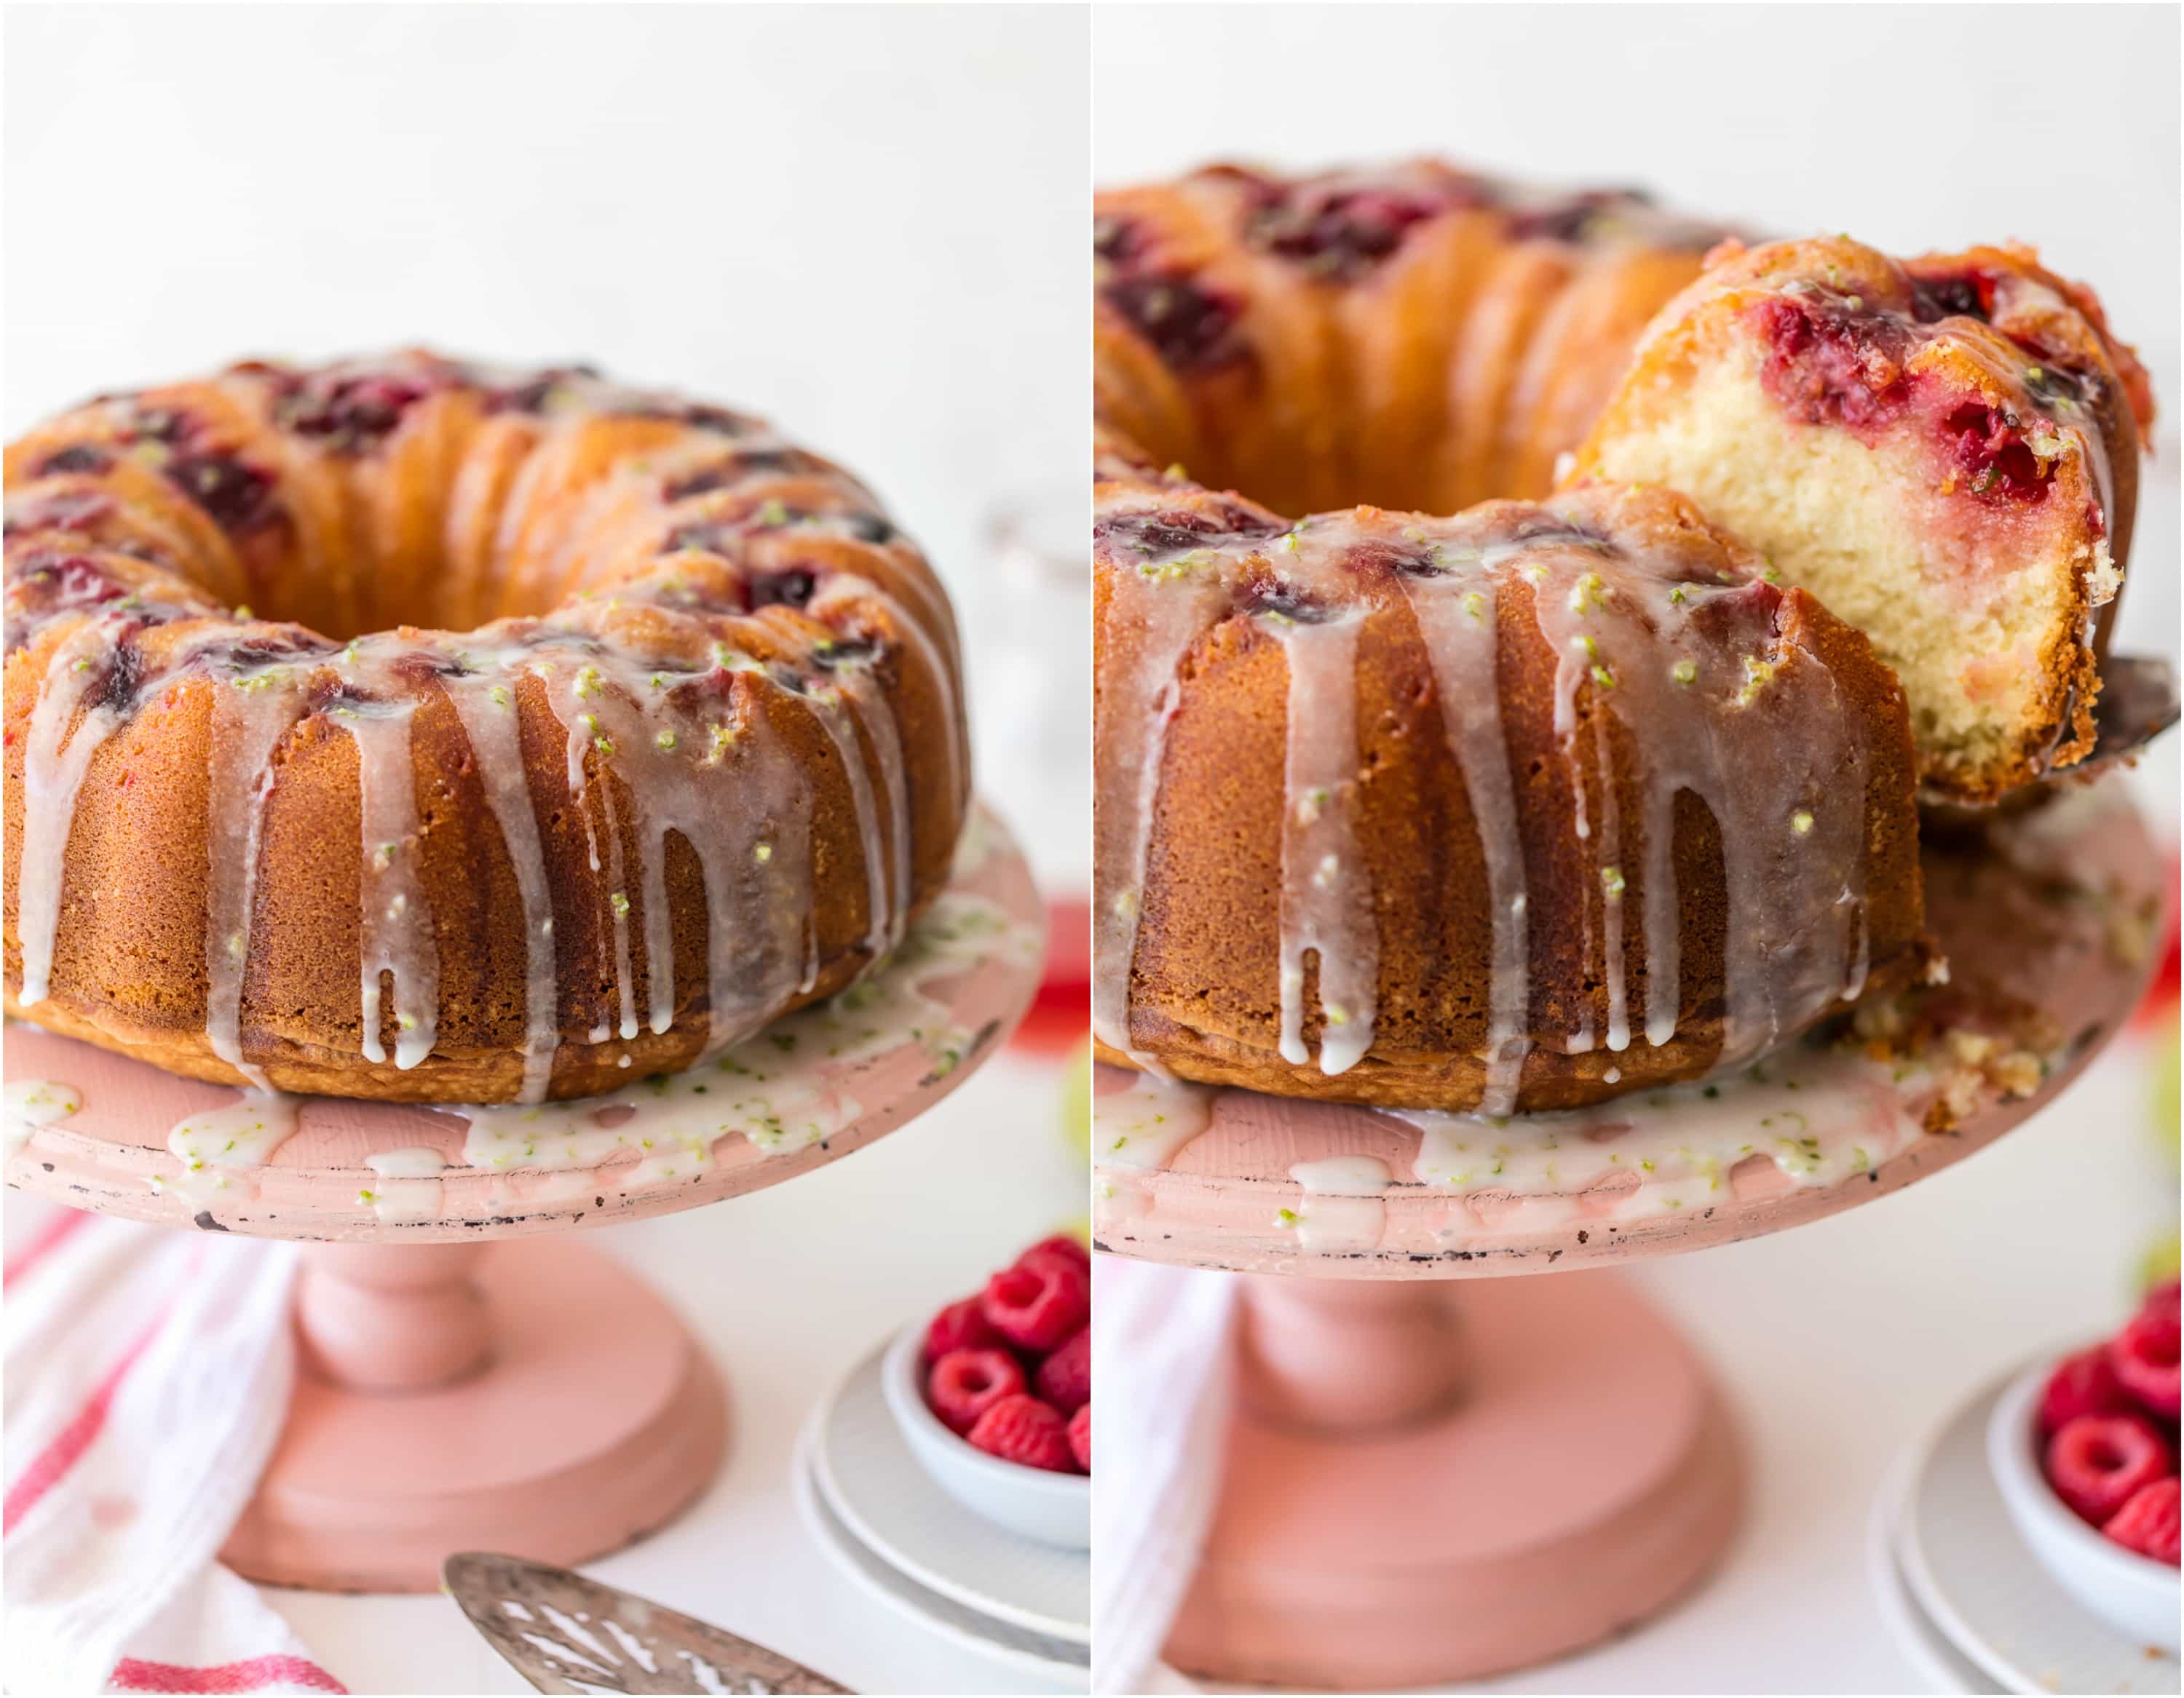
<box><xmin>1164</xmin><ymin>1271</ymin><xmax>1740</xmax><ymax>1691</ymax></box>
<box><xmin>221</xmin><ymin>1238</ymin><xmax>725</xmax><ymax>1594</ymax></box>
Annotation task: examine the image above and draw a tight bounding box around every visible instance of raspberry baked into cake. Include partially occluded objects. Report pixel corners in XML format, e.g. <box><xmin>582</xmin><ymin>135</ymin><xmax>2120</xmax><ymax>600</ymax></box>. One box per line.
<box><xmin>4</xmin><ymin>352</ymin><xmax>968</xmax><ymax>1103</ymax></box>
<box><xmin>1093</xmin><ymin>159</ymin><xmax>2152</xmax><ymax>1113</ymax></box>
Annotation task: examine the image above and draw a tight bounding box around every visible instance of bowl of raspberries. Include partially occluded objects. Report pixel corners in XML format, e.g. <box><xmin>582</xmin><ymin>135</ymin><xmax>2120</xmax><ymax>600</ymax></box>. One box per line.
<box><xmin>882</xmin><ymin>1232</ymin><xmax>1091</xmax><ymax>1549</ymax></box>
<box><xmin>1987</xmin><ymin>1278</ymin><xmax>2180</xmax><ymax>1650</ymax></box>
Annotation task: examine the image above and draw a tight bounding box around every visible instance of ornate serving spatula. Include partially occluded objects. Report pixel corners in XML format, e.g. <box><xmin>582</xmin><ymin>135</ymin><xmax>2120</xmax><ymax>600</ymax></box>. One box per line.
<box><xmin>443</xmin><ymin>1552</ymin><xmax>852</xmax><ymax>1694</ymax></box>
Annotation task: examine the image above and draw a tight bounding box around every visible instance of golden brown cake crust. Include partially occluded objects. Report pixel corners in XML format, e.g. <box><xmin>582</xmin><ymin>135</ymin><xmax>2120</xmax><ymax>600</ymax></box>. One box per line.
<box><xmin>1094</xmin><ymin>160</ymin><xmax>1736</xmax><ymax>516</ymax></box>
<box><xmin>4</xmin><ymin>353</ymin><xmax>969</xmax><ymax>1103</ymax></box>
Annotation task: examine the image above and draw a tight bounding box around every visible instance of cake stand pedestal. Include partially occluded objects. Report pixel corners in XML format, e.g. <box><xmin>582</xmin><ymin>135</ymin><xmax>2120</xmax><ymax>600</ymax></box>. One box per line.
<box><xmin>6</xmin><ymin>809</ymin><xmax>1043</xmax><ymax>1595</ymax></box>
<box><xmin>1093</xmin><ymin>784</ymin><xmax>2167</xmax><ymax>1690</ymax></box>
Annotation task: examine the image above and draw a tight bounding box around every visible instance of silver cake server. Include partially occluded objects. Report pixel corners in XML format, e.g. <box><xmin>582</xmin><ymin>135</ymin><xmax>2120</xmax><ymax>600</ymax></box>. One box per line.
<box><xmin>443</xmin><ymin>1552</ymin><xmax>853</xmax><ymax>1695</ymax></box>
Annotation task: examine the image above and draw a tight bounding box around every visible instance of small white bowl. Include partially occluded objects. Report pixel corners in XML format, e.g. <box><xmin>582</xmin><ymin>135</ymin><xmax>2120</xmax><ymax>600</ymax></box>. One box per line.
<box><xmin>880</xmin><ymin>1322</ymin><xmax>1089</xmax><ymax>1550</ymax></box>
<box><xmin>1987</xmin><ymin>1352</ymin><xmax>2180</xmax><ymax>1651</ymax></box>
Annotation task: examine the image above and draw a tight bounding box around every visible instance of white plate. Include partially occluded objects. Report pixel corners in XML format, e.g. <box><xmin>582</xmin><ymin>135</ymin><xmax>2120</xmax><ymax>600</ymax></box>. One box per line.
<box><xmin>1870</xmin><ymin>1439</ymin><xmax>2005</xmax><ymax>1693</ymax></box>
<box><xmin>805</xmin><ymin>1338</ymin><xmax>1091</xmax><ymax>1643</ymax></box>
<box><xmin>794</xmin><ymin>1424</ymin><xmax>1088</xmax><ymax>1689</ymax></box>
<box><xmin>1889</xmin><ymin>1369</ymin><xmax>2180</xmax><ymax>1695</ymax></box>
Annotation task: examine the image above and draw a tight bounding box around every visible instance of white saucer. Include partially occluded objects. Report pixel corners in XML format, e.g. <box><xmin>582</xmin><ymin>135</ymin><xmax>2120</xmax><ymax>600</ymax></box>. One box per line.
<box><xmin>1873</xmin><ymin>1369</ymin><xmax>2180</xmax><ymax>1695</ymax></box>
<box><xmin>1870</xmin><ymin>1443</ymin><xmax>2004</xmax><ymax>1694</ymax></box>
<box><xmin>794</xmin><ymin>1343</ymin><xmax>1090</xmax><ymax>1687</ymax></box>
<box><xmin>807</xmin><ymin>1338</ymin><xmax>1089</xmax><ymax>1641</ymax></box>
<box><xmin>794</xmin><ymin>1429</ymin><xmax>1088</xmax><ymax>1688</ymax></box>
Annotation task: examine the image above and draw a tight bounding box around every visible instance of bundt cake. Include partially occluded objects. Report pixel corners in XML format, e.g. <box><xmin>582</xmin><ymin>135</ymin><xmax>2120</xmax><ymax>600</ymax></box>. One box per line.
<box><xmin>4</xmin><ymin>352</ymin><xmax>969</xmax><ymax>1103</ymax></box>
<box><xmin>1093</xmin><ymin>451</ymin><xmax>1926</xmax><ymax>1112</ymax></box>
<box><xmin>1092</xmin><ymin>160</ymin><xmax>2150</xmax><ymax>1113</ymax></box>
<box><xmin>1572</xmin><ymin>235</ymin><xmax>2154</xmax><ymax>802</ymax></box>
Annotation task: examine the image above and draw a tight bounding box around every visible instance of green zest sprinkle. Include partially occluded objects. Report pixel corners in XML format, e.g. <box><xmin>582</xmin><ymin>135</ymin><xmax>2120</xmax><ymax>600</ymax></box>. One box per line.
<box><xmin>654</xmin><ymin>729</ymin><xmax>678</xmax><ymax>750</ymax></box>
<box><xmin>1463</xmin><ymin>590</ymin><xmax>1485</xmax><ymax>619</ymax></box>
<box><xmin>1590</xmin><ymin>663</ymin><xmax>1617</xmax><ymax>690</ymax></box>
<box><xmin>489</xmin><ymin>684</ymin><xmax>511</xmax><ymax>707</ymax></box>
<box><xmin>753</xmin><ymin>843</ymin><xmax>774</xmax><ymax>865</ymax></box>
<box><xmin>1791</xmin><ymin>809</ymin><xmax>1815</xmax><ymax>836</ymax></box>
<box><xmin>610</xmin><ymin>891</ymin><xmax>630</xmax><ymax>917</ymax></box>
<box><xmin>1671</xmin><ymin>659</ymin><xmax>1698</xmax><ymax>686</ymax></box>
<box><xmin>1139</xmin><ymin>550</ymin><xmax>1212</xmax><ymax>582</ymax></box>
<box><xmin>1568</xmin><ymin>571</ymin><xmax>1608</xmax><ymax>614</ymax></box>
<box><xmin>1600</xmin><ymin>865</ymin><xmax>1626</xmax><ymax>900</ymax></box>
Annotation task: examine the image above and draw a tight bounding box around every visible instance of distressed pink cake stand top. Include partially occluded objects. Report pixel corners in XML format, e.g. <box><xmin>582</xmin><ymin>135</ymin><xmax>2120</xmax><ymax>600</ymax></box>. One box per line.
<box><xmin>3</xmin><ymin>806</ymin><xmax>1043</xmax><ymax>1594</ymax></box>
<box><xmin>1093</xmin><ymin>783</ymin><xmax>2167</xmax><ymax>1691</ymax></box>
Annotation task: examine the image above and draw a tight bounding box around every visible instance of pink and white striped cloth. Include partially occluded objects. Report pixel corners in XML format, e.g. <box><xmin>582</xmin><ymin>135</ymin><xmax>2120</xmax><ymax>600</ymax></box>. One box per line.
<box><xmin>4</xmin><ymin>1205</ymin><xmax>342</xmax><ymax>1695</ymax></box>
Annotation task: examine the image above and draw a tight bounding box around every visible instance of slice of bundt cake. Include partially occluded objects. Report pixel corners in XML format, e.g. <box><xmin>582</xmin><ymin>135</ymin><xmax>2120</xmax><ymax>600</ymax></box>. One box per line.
<box><xmin>1571</xmin><ymin>236</ymin><xmax>2154</xmax><ymax>803</ymax></box>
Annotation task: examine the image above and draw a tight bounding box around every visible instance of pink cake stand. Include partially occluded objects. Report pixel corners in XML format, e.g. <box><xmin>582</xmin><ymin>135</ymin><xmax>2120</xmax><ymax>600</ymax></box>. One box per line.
<box><xmin>4</xmin><ymin>809</ymin><xmax>1042</xmax><ymax>1595</ymax></box>
<box><xmin>1093</xmin><ymin>782</ymin><xmax>2169</xmax><ymax>1691</ymax></box>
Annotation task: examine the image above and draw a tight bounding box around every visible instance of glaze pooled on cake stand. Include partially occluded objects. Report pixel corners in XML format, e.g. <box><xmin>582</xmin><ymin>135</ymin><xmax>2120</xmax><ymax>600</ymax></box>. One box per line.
<box><xmin>1092</xmin><ymin>782</ymin><xmax>2167</xmax><ymax>1691</ymax></box>
<box><xmin>4</xmin><ymin>806</ymin><xmax>1042</xmax><ymax>1593</ymax></box>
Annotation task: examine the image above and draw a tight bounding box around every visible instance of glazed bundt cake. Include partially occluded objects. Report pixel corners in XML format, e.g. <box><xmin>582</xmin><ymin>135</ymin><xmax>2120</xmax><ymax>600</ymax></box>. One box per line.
<box><xmin>1092</xmin><ymin>160</ymin><xmax>2150</xmax><ymax>1112</ymax></box>
<box><xmin>1093</xmin><ymin>448</ymin><xmax>1926</xmax><ymax>1112</ymax></box>
<box><xmin>1572</xmin><ymin>235</ymin><xmax>2154</xmax><ymax>802</ymax></box>
<box><xmin>4</xmin><ymin>352</ymin><xmax>968</xmax><ymax>1103</ymax></box>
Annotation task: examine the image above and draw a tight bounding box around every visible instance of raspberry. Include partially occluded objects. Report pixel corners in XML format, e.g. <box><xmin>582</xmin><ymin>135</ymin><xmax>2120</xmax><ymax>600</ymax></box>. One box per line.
<box><xmin>2103</xmin><ymin>1477</ymin><xmax>2182</xmax><ymax>1564</ymax></box>
<box><xmin>922</xmin><ymin>1296</ymin><xmax>1001</xmax><ymax>1364</ymax></box>
<box><xmin>2143</xmin><ymin>1277</ymin><xmax>2180</xmax><ymax>1318</ymax></box>
<box><xmin>2038</xmin><ymin>1346</ymin><xmax>2135</xmax><ymax>1434</ymax></box>
<box><xmin>981</xmin><ymin>1258</ymin><xmax>1089</xmax><ymax>1352</ymax></box>
<box><xmin>925</xmin><ymin>1348</ymin><xmax>1025</xmax><ymax>1437</ymax></box>
<box><xmin>1016</xmin><ymin>1233</ymin><xmax>1091</xmax><ymax>1277</ymax></box>
<box><xmin>2045</xmin><ymin>1413</ymin><xmax>2175</xmax><ymax>1525</ymax></box>
<box><xmin>1069</xmin><ymin>1402</ymin><xmax>1091</xmax><ymax>1473</ymax></box>
<box><xmin>966</xmin><ymin>1393</ymin><xmax>1075</xmax><ymax>1472</ymax></box>
<box><xmin>2110</xmin><ymin>1306</ymin><xmax>2182</xmax><ymax>1419</ymax></box>
<box><xmin>1035</xmin><ymin>1327</ymin><xmax>1092</xmax><ymax>1414</ymax></box>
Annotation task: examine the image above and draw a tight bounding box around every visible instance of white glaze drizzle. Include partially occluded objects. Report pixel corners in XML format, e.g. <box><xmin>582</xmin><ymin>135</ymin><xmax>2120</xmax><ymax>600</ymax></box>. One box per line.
<box><xmin>1091</xmin><ymin>539</ymin><xmax>1233</xmax><ymax>1065</ymax></box>
<box><xmin>168</xmin><ymin>1091</ymin><xmax>301</xmax><ymax>1165</ymax></box>
<box><xmin>15</xmin><ymin>624</ymin><xmax>128</xmax><ymax>1007</ymax></box>
<box><xmin>348</xmin><ymin>701</ymin><xmax>438</xmax><ymax>1069</ymax></box>
<box><xmin>1283</xmin><ymin>1154</ymin><xmax>1391</xmax><ymax>1252</ymax></box>
<box><xmin>1394</xmin><ymin>571</ymin><xmax>1532</xmax><ymax>1111</ymax></box>
<box><xmin>1270</xmin><ymin>613</ymin><xmax>1377</xmax><ymax>1073</ymax></box>
<box><xmin>443</xmin><ymin>675</ymin><xmax>561</xmax><ymax>1100</ymax></box>
<box><xmin>4</xmin><ymin>1077</ymin><xmax>80</xmax><ymax>1157</ymax></box>
<box><xmin>202</xmin><ymin>663</ymin><xmax>311</xmax><ymax>1090</ymax></box>
<box><xmin>1395</xmin><ymin>1039</ymin><xmax>1926</xmax><ymax>1220</ymax></box>
<box><xmin>1094</xmin><ymin>1069</ymin><xmax>1218</xmax><ymax>1170</ymax></box>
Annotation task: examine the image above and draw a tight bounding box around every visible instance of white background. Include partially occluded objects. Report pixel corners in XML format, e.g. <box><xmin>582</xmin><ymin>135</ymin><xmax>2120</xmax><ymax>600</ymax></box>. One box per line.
<box><xmin>1099</xmin><ymin>7</ymin><xmax>2181</xmax><ymax>1694</ymax></box>
<box><xmin>6</xmin><ymin>6</ymin><xmax>1089</xmax><ymax>1695</ymax></box>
